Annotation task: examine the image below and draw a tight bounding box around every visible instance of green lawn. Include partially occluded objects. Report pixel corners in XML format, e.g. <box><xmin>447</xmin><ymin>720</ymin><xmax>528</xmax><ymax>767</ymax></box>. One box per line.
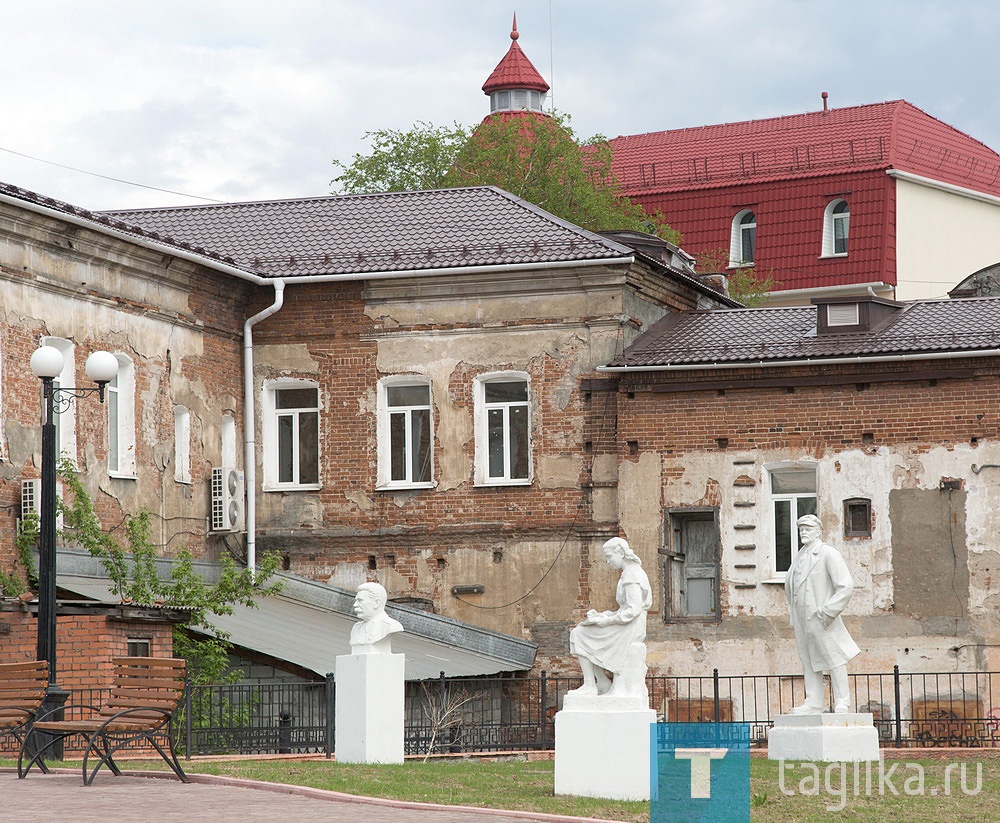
<box><xmin>4</xmin><ymin>753</ymin><xmax>998</xmax><ymax>822</ymax></box>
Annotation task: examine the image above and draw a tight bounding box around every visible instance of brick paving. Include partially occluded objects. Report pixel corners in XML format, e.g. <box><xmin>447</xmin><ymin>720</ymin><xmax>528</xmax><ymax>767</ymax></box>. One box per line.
<box><xmin>0</xmin><ymin>769</ymin><xmax>619</xmax><ymax>823</ymax></box>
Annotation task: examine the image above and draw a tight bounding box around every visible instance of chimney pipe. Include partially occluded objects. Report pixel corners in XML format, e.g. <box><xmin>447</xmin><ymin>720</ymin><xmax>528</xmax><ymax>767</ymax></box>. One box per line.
<box><xmin>822</xmin><ymin>91</ymin><xmax>829</xmax><ymax>112</ymax></box>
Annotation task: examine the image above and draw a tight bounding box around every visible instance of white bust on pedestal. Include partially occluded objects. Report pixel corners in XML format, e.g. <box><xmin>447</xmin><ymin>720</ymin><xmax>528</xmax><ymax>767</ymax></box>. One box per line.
<box><xmin>555</xmin><ymin>538</ymin><xmax>657</xmax><ymax>801</ymax></box>
<box><xmin>335</xmin><ymin>583</ymin><xmax>406</xmax><ymax>764</ymax></box>
<box><xmin>768</xmin><ymin>515</ymin><xmax>879</xmax><ymax>762</ymax></box>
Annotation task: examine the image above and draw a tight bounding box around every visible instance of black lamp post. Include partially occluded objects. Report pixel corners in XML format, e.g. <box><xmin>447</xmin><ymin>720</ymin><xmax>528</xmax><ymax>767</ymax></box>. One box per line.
<box><xmin>29</xmin><ymin>345</ymin><xmax>118</xmax><ymax>743</ymax></box>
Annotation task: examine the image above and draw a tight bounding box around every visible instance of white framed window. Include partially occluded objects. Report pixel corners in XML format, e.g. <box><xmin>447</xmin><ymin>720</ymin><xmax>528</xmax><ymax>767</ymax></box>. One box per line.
<box><xmin>729</xmin><ymin>209</ymin><xmax>757</xmax><ymax>266</ymax></box>
<box><xmin>490</xmin><ymin>89</ymin><xmax>545</xmax><ymax>113</ymax></box>
<box><xmin>40</xmin><ymin>336</ymin><xmax>76</xmax><ymax>462</ymax></box>
<box><xmin>174</xmin><ymin>406</ymin><xmax>191</xmax><ymax>484</ymax></box>
<box><xmin>474</xmin><ymin>372</ymin><xmax>532</xmax><ymax>486</ymax></box>
<box><xmin>377</xmin><ymin>376</ymin><xmax>433</xmax><ymax>489</ymax></box>
<box><xmin>768</xmin><ymin>464</ymin><xmax>818</xmax><ymax>578</ymax></box>
<box><xmin>221</xmin><ymin>413</ymin><xmax>237</xmax><ymax>468</ymax></box>
<box><xmin>262</xmin><ymin>380</ymin><xmax>320</xmax><ymax>490</ymax></box>
<box><xmin>822</xmin><ymin>199</ymin><xmax>850</xmax><ymax>257</ymax></box>
<box><xmin>107</xmin><ymin>354</ymin><xmax>137</xmax><ymax>478</ymax></box>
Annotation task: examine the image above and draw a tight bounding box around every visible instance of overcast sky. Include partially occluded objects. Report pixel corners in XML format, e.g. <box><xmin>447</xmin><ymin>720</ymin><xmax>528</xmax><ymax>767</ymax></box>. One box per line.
<box><xmin>4</xmin><ymin>1</ymin><xmax>999</xmax><ymax>211</ymax></box>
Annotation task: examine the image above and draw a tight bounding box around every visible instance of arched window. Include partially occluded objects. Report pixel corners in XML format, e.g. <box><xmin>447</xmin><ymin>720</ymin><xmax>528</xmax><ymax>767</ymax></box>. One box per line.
<box><xmin>823</xmin><ymin>199</ymin><xmax>850</xmax><ymax>256</ymax></box>
<box><xmin>107</xmin><ymin>354</ymin><xmax>137</xmax><ymax>478</ymax></box>
<box><xmin>40</xmin><ymin>336</ymin><xmax>76</xmax><ymax>461</ymax></box>
<box><xmin>730</xmin><ymin>210</ymin><xmax>757</xmax><ymax>266</ymax></box>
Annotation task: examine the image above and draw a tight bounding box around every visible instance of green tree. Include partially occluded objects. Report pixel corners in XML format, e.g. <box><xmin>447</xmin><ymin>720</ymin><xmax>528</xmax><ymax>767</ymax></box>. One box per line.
<box><xmin>20</xmin><ymin>459</ymin><xmax>282</xmax><ymax>686</ymax></box>
<box><xmin>693</xmin><ymin>246</ymin><xmax>779</xmax><ymax>307</ymax></box>
<box><xmin>332</xmin><ymin>114</ymin><xmax>678</xmax><ymax>242</ymax></box>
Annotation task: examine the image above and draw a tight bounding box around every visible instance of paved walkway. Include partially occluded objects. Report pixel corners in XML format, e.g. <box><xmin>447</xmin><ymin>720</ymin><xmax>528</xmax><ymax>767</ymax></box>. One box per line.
<box><xmin>0</xmin><ymin>769</ymin><xmax>620</xmax><ymax>823</ymax></box>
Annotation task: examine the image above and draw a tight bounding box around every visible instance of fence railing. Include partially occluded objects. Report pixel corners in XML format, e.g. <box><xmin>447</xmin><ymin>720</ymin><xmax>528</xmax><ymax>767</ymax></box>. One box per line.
<box><xmin>5</xmin><ymin>668</ymin><xmax>997</xmax><ymax>759</ymax></box>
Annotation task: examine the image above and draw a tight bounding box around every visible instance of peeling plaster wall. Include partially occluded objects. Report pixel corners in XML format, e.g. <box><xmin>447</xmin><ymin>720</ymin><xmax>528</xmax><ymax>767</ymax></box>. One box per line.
<box><xmin>615</xmin><ymin>361</ymin><xmax>1000</xmax><ymax>678</ymax></box>
<box><xmin>0</xmin><ymin>204</ymin><xmax>251</xmax><ymax>578</ymax></box>
<box><xmin>252</xmin><ymin>263</ymin><xmax>724</xmax><ymax>638</ymax></box>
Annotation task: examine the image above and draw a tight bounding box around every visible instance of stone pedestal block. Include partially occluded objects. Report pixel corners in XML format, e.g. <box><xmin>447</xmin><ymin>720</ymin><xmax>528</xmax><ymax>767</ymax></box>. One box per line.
<box><xmin>334</xmin><ymin>652</ymin><xmax>404</xmax><ymax>764</ymax></box>
<box><xmin>768</xmin><ymin>713</ymin><xmax>880</xmax><ymax>762</ymax></box>
<box><xmin>554</xmin><ymin>697</ymin><xmax>657</xmax><ymax>801</ymax></box>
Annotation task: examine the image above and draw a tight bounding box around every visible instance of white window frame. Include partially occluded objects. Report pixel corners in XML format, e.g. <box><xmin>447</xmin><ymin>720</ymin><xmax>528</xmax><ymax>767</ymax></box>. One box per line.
<box><xmin>729</xmin><ymin>209</ymin><xmax>757</xmax><ymax>267</ymax></box>
<box><xmin>490</xmin><ymin>89</ymin><xmax>545</xmax><ymax>113</ymax></box>
<box><xmin>174</xmin><ymin>406</ymin><xmax>191</xmax><ymax>484</ymax></box>
<box><xmin>40</xmin><ymin>336</ymin><xmax>76</xmax><ymax>463</ymax></box>
<box><xmin>376</xmin><ymin>376</ymin><xmax>434</xmax><ymax>490</ymax></box>
<box><xmin>107</xmin><ymin>354</ymin><xmax>137</xmax><ymax>479</ymax></box>
<box><xmin>766</xmin><ymin>463</ymin><xmax>818</xmax><ymax>581</ymax></box>
<box><xmin>821</xmin><ymin>199</ymin><xmax>850</xmax><ymax>257</ymax></box>
<box><xmin>221</xmin><ymin>413</ymin><xmax>237</xmax><ymax>468</ymax></box>
<box><xmin>262</xmin><ymin>379</ymin><xmax>321</xmax><ymax>491</ymax></box>
<box><xmin>474</xmin><ymin>371</ymin><xmax>532</xmax><ymax>486</ymax></box>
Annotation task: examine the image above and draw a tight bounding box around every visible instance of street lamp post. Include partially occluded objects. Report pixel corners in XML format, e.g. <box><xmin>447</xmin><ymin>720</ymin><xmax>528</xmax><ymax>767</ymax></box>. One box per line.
<box><xmin>29</xmin><ymin>345</ymin><xmax>118</xmax><ymax>752</ymax></box>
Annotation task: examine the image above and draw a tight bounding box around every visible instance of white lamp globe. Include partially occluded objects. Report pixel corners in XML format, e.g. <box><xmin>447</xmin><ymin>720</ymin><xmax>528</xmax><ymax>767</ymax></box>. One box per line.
<box><xmin>85</xmin><ymin>350</ymin><xmax>119</xmax><ymax>384</ymax></box>
<box><xmin>30</xmin><ymin>346</ymin><xmax>65</xmax><ymax>379</ymax></box>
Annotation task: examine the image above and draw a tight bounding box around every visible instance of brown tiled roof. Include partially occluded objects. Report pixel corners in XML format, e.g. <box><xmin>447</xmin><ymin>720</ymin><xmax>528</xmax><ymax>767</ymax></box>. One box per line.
<box><xmin>103</xmin><ymin>186</ymin><xmax>630</xmax><ymax>278</ymax></box>
<box><xmin>608</xmin><ymin>298</ymin><xmax>1000</xmax><ymax>369</ymax></box>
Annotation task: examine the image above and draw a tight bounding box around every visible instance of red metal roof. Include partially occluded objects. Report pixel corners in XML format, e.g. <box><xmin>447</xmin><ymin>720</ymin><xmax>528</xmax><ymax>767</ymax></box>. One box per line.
<box><xmin>482</xmin><ymin>14</ymin><xmax>549</xmax><ymax>95</ymax></box>
<box><xmin>611</xmin><ymin>100</ymin><xmax>1000</xmax><ymax>197</ymax></box>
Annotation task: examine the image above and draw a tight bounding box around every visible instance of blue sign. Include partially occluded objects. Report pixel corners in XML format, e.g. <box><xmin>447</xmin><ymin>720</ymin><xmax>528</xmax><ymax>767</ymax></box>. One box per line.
<box><xmin>651</xmin><ymin>723</ymin><xmax>751</xmax><ymax>823</ymax></box>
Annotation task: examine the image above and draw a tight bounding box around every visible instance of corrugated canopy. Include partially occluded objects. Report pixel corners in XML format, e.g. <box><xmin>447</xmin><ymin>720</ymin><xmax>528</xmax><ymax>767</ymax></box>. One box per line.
<box><xmin>54</xmin><ymin>551</ymin><xmax>535</xmax><ymax>681</ymax></box>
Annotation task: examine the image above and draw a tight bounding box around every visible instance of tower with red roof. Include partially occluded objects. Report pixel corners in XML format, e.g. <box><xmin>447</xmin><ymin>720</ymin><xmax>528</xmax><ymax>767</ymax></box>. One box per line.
<box><xmin>481</xmin><ymin>14</ymin><xmax>550</xmax><ymax>118</ymax></box>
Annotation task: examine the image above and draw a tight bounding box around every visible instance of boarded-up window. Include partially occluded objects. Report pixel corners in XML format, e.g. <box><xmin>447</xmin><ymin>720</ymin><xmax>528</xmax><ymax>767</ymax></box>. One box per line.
<box><xmin>664</xmin><ymin>509</ymin><xmax>720</xmax><ymax>621</ymax></box>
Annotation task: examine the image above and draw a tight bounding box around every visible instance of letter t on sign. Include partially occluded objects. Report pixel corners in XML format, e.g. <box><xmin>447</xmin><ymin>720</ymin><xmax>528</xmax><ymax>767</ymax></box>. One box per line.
<box><xmin>674</xmin><ymin>748</ymin><xmax>729</xmax><ymax>798</ymax></box>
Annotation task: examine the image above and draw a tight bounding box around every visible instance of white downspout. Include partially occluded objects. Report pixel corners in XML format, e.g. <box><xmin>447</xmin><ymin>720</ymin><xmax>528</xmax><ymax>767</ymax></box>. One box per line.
<box><xmin>243</xmin><ymin>280</ymin><xmax>286</xmax><ymax>575</ymax></box>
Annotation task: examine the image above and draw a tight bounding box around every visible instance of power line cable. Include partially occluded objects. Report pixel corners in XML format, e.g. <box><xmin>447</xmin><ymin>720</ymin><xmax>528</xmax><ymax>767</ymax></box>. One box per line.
<box><xmin>0</xmin><ymin>145</ymin><xmax>225</xmax><ymax>203</ymax></box>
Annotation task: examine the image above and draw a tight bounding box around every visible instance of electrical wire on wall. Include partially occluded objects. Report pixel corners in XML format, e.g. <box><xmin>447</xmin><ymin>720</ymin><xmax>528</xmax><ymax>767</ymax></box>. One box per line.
<box><xmin>455</xmin><ymin>315</ymin><xmax>629</xmax><ymax>610</ymax></box>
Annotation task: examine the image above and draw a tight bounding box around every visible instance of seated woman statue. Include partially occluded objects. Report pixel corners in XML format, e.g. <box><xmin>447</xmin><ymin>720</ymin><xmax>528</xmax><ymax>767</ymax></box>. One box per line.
<box><xmin>568</xmin><ymin>537</ymin><xmax>652</xmax><ymax>699</ymax></box>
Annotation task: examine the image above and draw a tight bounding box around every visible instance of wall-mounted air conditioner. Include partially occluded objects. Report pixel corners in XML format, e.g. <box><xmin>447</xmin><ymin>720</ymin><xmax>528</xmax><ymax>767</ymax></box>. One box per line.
<box><xmin>210</xmin><ymin>467</ymin><xmax>246</xmax><ymax>533</ymax></box>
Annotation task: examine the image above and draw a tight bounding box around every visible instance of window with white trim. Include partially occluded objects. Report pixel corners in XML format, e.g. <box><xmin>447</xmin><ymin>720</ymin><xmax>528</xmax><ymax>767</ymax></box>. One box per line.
<box><xmin>40</xmin><ymin>337</ymin><xmax>76</xmax><ymax>461</ymax></box>
<box><xmin>769</xmin><ymin>465</ymin><xmax>817</xmax><ymax>576</ymax></box>
<box><xmin>474</xmin><ymin>372</ymin><xmax>531</xmax><ymax>485</ymax></box>
<box><xmin>107</xmin><ymin>354</ymin><xmax>137</xmax><ymax>478</ymax></box>
<box><xmin>822</xmin><ymin>199</ymin><xmax>850</xmax><ymax>257</ymax></box>
<box><xmin>174</xmin><ymin>406</ymin><xmax>191</xmax><ymax>484</ymax></box>
<box><xmin>221</xmin><ymin>413</ymin><xmax>236</xmax><ymax>468</ymax></box>
<box><xmin>262</xmin><ymin>380</ymin><xmax>320</xmax><ymax>489</ymax></box>
<box><xmin>730</xmin><ymin>209</ymin><xmax>757</xmax><ymax>266</ymax></box>
<box><xmin>377</xmin><ymin>377</ymin><xmax>433</xmax><ymax>489</ymax></box>
<box><xmin>490</xmin><ymin>89</ymin><xmax>545</xmax><ymax>113</ymax></box>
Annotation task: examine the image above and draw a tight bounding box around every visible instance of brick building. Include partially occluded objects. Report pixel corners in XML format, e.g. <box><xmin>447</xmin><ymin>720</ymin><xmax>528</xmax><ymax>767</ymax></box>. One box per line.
<box><xmin>600</xmin><ymin>293</ymin><xmax>1000</xmax><ymax>679</ymax></box>
<box><xmin>610</xmin><ymin>100</ymin><xmax>1000</xmax><ymax>304</ymax></box>
<box><xmin>106</xmin><ymin>186</ymin><xmax>735</xmax><ymax>650</ymax></box>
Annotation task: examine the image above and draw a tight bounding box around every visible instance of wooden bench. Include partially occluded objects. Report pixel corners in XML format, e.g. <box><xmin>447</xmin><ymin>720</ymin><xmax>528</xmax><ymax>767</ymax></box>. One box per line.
<box><xmin>19</xmin><ymin>657</ymin><xmax>189</xmax><ymax>785</ymax></box>
<box><xmin>0</xmin><ymin>660</ymin><xmax>49</xmax><ymax>769</ymax></box>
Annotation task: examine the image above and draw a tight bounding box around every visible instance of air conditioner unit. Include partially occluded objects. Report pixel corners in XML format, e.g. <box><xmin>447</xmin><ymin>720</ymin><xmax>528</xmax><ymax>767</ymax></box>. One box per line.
<box><xmin>211</xmin><ymin>467</ymin><xmax>246</xmax><ymax>533</ymax></box>
<box><xmin>21</xmin><ymin>479</ymin><xmax>63</xmax><ymax>529</ymax></box>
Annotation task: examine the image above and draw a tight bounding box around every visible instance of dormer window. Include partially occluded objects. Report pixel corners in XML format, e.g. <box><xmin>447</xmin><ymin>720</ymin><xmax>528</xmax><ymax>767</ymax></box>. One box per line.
<box><xmin>822</xmin><ymin>199</ymin><xmax>850</xmax><ymax>257</ymax></box>
<box><xmin>813</xmin><ymin>295</ymin><xmax>903</xmax><ymax>334</ymax></box>
<box><xmin>490</xmin><ymin>89</ymin><xmax>545</xmax><ymax>113</ymax></box>
<box><xmin>729</xmin><ymin>210</ymin><xmax>756</xmax><ymax>266</ymax></box>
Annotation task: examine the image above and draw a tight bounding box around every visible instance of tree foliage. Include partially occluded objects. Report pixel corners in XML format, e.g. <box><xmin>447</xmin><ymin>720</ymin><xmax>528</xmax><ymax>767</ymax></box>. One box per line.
<box><xmin>20</xmin><ymin>459</ymin><xmax>283</xmax><ymax>685</ymax></box>
<box><xmin>332</xmin><ymin>114</ymin><xmax>678</xmax><ymax>242</ymax></box>
<box><xmin>693</xmin><ymin>246</ymin><xmax>779</xmax><ymax>308</ymax></box>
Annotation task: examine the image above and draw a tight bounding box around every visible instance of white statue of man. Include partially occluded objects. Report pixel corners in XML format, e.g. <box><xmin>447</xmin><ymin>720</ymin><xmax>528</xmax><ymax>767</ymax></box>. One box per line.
<box><xmin>568</xmin><ymin>537</ymin><xmax>652</xmax><ymax>699</ymax></box>
<box><xmin>785</xmin><ymin>514</ymin><xmax>860</xmax><ymax>714</ymax></box>
<box><xmin>349</xmin><ymin>582</ymin><xmax>403</xmax><ymax>654</ymax></box>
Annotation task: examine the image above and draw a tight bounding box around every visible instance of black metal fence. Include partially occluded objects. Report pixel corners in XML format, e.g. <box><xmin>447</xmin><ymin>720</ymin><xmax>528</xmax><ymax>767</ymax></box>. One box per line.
<box><xmin>8</xmin><ymin>668</ymin><xmax>996</xmax><ymax>758</ymax></box>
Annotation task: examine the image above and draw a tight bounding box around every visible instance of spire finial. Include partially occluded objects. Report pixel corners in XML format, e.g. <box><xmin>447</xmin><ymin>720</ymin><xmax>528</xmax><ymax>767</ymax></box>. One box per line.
<box><xmin>511</xmin><ymin>12</ymin><xmax>519</xmax><ymax>41</ymax></box>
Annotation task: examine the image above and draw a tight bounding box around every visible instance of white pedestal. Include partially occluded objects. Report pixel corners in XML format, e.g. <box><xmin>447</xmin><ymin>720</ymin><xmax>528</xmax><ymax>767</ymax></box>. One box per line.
<box><xmin>334</xmin><ymin>652</ymin><xmax>405</xmax><ymax>764</ymax></box>
<box><xmin>767</xmin><ymin>713</ymin><xmax>880</xmax><ymax>761</ymax></box>
<box><xmin>554</xmin><ymin>695</ymin><xmax>656</xmax><ymax>801</ymax></box>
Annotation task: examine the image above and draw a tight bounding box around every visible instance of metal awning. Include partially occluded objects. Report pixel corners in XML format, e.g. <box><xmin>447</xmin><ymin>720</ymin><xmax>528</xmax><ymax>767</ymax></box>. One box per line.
<box><xmin>54</xmin><ymin>550</ymin><xmax>535</xmax><ymax>681</ymax></box>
